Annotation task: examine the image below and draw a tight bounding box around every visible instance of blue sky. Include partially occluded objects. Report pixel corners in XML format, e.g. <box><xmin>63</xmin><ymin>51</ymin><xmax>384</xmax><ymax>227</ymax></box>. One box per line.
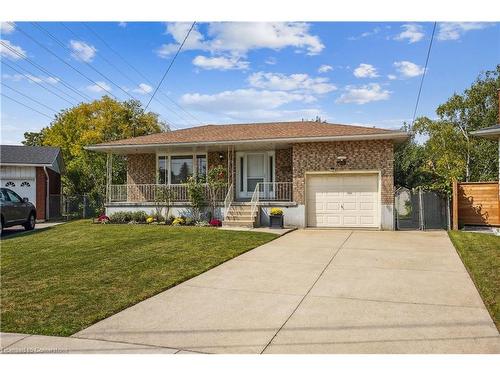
<box><xmin>1</xmin><ymin>21</ymin><xmax>499</xmax><ymax>144</ymax></box>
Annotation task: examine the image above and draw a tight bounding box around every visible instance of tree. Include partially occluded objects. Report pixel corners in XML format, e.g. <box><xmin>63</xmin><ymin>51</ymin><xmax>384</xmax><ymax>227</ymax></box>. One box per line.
<box><xmin>27</xmin><ymin>96</ymin><xmax>166</xmax><ymax>212</ymax></box>
<box><xmin>402</xmin><ymin>65</ymin><xmax>499</xmax><ymax>192</ymax></box>
<box><xmin>206</xmin><ymin>165</ymin><xmax>227</xmax><ymax>219</ymax></box>
<box><xmin>22</xmin><ymin>131</ymin><xmax>45</xmax><ymax>146</ymax></box>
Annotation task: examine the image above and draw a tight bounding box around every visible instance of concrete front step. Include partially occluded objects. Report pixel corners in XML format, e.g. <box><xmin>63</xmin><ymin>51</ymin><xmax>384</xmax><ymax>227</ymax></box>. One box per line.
<box><xmin>226</xmin><ymin>214</ymin><xmax>255</xmax><ymax>221</ymax></box>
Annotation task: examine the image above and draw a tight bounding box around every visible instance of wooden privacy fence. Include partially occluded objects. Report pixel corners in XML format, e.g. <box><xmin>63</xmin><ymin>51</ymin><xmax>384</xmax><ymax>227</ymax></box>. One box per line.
<box><xmin>452</xmin><ymin>180</ymin><xmax>500</xmax><ymax>229</ymax></box>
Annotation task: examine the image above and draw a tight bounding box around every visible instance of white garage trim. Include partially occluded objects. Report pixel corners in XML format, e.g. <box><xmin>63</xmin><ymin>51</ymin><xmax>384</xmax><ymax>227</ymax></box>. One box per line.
<box><xmin>304</xmin><ymin>170</ymin><xmax>381</xmax><ymax>229</ymax></box>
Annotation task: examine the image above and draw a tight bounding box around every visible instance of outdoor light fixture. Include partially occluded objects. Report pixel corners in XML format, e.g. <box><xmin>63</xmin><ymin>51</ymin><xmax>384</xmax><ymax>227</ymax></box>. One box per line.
<box><xmin>218</xmin><ymin>152</ymin><xmax>225</xmax><ymax>161</ymax></box>
<box><xmin>336</xmin><ymin>156</ymin><xmax>347</xmax><ymax>165</ymax></box>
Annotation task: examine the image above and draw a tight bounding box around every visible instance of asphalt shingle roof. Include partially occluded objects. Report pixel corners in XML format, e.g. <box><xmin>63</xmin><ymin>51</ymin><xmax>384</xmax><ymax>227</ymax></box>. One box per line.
<box><xmin>0</xmin><ymin>145</ymin><xmax>61</xmax><ymax>165</ymax></box>
<box><xmin>92</xmin><ymin>121</ymin><xmax>399</xmax><ymax>147</ymax></box>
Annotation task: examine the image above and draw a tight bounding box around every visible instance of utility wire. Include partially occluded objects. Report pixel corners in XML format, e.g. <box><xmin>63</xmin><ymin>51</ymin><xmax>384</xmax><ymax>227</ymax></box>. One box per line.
<box><xmin>31</xmin><ymin>22</ymin><xmax>133</xmax><ymax>100</ymax></box>
<box><xmin>61</xmin><ymin>22</ymin><xmax>189</xmax><ymax>128</ymax></box>
<box><xmin>12</xmin><ymin>22</ymin><xmax>117</xmax><ymax>99</ymax></box>
<box><xmin>1</xmin><ymin>92</ymin><xmax>53</xmax><ymax>119</ymax></box>
<box><xmin>0</xmin><ymin>40</ymin><xmax>90</xmax><ymax>103</ymax></box>
<box><xmin>145</xmin><ymin>21</ymin><xmax>196</xmax><ymax>111</ymax></box>
<box><xmin>83</xmin><ymin>22</ymin><xmax>202</xmax><ymax>125</ymax></box>
<box><xmin>2</xmin><ymin>59</ymin><xmax>76</xmax><ymax>106</ymax></box>
<box><xmin>1</xmin><ymin>82</ymin><xmax>60</xmax><ymax>113</ymax></box>
<box><xmin>411</xmin><ymin>22</ymin><xmax>437</xmax><ymax>128</ymax></box>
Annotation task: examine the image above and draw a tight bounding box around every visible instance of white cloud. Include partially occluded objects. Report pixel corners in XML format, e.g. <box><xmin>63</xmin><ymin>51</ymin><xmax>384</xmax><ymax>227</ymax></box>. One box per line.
<box><xmin>437</xmin><ymin>22</ymin><xmax>491</xmax><ymax>41</ymax></box>
<box><xmin>132</xmin><ymin>83</ymin><xmax>153</xmax><ymax>94</ymax></box>
<box><xmin>318</xmin><ymin>64</ymin><xmax>333</xmax><ymax>73</ymax></box>
<box><xmin>192</xmin><ymin>55</ymin><xmax>249</xmax><ymax>71</ymax></box>
<box><xmin>394</xmin><ymin>24</ymin><xmax>425</xmax><ymax>43</ymax></box>
<box><xmin>336</xmin><ymin>83</ymin><xmax>391</xmax><ymax>104</ymax></box>
<box><xmin>181</xmin><ymin>88</ymin><xmax>314</xmax><ymax>113</ymax></box>
<box><xmin>180</xmin><ymin>88</ymin><xmax>325</xmax><ymax>122</ymax></box>
<box><xmin>1</xmin><ymin>22</ymin><xmax>15</xmax><ymax>35</ymax></box>
<box><xmin>348</xmin><ymin>27</ymin><xmax>381</xmax><ymax>41</ymax></box>
<box><xmin>70</xmin><ymin>40</ymin><xmax>97</xmax><ymax>62</ymax></box>
<box><xmin>0</xmin><ymin>39</ymin><xmax>26</xmax><ymax>60</ymax></box>
<box><xmin>3</xmin><ymin>73</ymin><xmax>59</xmax><ymax>84</ymax></box>
<box><xmin>387</xmin><ymin>74</ymin><xmax>397</xmax><ymax>80</ymax></box>
<box><xmin>353</xmin><ymin>63</ymin><xmax>379</xmax><ymax>78</ymax></box>
<box><xmin>394</xmin><ymin>61</ymin><xmax>424</xmax><ymax>78</ymax></box>
<box><xmin>156</xmin><ymin>22</ymin><xmax>324</xmax><ymax>58</ymax></box>
<box><xmin>87</xmin><ymin>81</ymin><xmax>111</xmax><ymax>93</ymax></box>
<box><xmin>248</xmin><ymin>72</ymin><xmax>336</xmax><ymax>95</ymax></box>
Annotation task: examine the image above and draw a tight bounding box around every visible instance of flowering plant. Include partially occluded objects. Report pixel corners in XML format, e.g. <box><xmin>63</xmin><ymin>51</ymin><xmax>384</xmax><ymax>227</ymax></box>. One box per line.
<box><xmin>97</xmin><ymin>213</ymin><xmax>110</xmax><ymax>223</ymax></box>
<box><xmin>209</xmin><ymin>218</ymin><xmax>222</xmax><ymax>227</ymax></box>
<box><xmin>146</xmin><ymin>217</ymin><xmax>154</xmax><ymax>224</ymax></box>
<box><xmin>270</xmin><ymin>208</ymin><xmax>283</xmax><ymax>216</ymax></box>
<box><xmin>172</xmin><ymin>217</ymin><xmax>185</xmax><ymax>226</ymax></box>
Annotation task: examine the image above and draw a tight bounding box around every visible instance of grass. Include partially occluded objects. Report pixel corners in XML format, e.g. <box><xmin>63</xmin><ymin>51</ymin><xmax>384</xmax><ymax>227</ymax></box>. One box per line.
<box><xmin>0</xmin><ymin>220</ymin><xmax>277</xmax><ymax>336</ymax></box>
<box><xmin>448</xmin><ymin>231</ymin><xmax>500</xmax><ymax>331</ymax></box>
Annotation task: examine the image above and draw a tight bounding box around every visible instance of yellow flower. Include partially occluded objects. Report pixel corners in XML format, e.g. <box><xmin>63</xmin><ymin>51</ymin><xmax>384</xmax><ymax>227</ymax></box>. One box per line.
<box><xmin>146</xmin><ymin>217</ymin><xmax>154</xmax><ymax>224</ymax></box>
<box><xmin>270</xmin><ymin>207</ymin><xmax>283</xmax><ymax>216</ymax></box>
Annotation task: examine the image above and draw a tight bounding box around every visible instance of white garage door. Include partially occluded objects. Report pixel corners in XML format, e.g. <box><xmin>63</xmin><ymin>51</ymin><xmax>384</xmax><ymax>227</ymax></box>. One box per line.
<box><xmin>307</xmin><ymin>174</ymin><xmax>379</xmax><ymax>228</ymax></box>
<box><xmin>2</xmin><ymin>179</ymin><xmax>37</xmax><ymax>206</ymax></box>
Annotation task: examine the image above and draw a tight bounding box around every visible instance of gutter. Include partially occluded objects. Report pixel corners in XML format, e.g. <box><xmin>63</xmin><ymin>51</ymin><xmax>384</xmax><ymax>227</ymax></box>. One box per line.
<box><xmin>43</xmin><ymin>166</ymin><xmax>50</xmax><ymax>221</ymax></box>
<box><xmin>84</xmin><ymin>131</ymin><xmax>410</xmax><ymax>152</ymax></box>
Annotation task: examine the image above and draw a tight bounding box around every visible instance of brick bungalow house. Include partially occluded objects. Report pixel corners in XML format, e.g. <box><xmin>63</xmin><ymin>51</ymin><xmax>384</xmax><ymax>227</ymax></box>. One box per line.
<box><xmin>0</xmin><ymin>145</ymin><xmax>63</xmax><ymax>220</ymax></box>
<box><xmin>86</xmin><ymin>121</ymin><xmax>408</xmax><ymax>229</ymax></box>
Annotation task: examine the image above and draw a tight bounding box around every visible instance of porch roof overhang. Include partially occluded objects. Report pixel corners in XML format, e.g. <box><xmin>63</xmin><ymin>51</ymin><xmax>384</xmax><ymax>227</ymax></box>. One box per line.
<box><xmin>84</xmin><ymin>131</ymin><xmax>409</xmax><ymax>154</ymax></box>
<box><xmin>470</xmin><ymin>125</ymin><xmax>500</xmax><ymax>140</ymax></box>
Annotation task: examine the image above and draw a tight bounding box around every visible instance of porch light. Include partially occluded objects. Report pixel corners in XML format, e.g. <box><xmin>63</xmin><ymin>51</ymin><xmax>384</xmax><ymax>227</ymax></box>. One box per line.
<box><xmin>336</xmin><ymin>156</ymin><xmax>347</xmax><ymax>165</ymax></box>
<box><xmin>218</xmin><ymin>152</ymin><xmax>225</xmax><ymax>161</ymax></box>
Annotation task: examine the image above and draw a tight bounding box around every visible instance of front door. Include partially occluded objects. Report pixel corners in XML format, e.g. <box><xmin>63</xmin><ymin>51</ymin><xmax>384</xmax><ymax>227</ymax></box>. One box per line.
<box><xmin>236</xmin><ymin>152</ymin><xmax>275</xmax><ymax>199</ymax></box>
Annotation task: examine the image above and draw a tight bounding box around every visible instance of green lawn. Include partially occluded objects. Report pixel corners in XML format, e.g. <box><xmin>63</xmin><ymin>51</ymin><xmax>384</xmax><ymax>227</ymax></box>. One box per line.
<box><xmin>0</xmin><ymin>220</ymin><xmax>277</xmax><ymax>336</ymax></box>
<box><xmin>448</xmin><ymin>231</ymin><xmax>500</xmax><ymax>331</ymax></box>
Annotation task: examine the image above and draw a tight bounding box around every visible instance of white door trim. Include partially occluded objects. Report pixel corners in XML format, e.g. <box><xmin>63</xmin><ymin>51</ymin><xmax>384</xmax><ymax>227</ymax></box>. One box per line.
<box><xmin>236</xmin><ymin>151</ymin><xmax>275</xmax><ymax>199</ymax></box>
<box><xmin>304</xmin><ymin>170</ymin><xmax>381</xmax><ymax>229</ymax></box>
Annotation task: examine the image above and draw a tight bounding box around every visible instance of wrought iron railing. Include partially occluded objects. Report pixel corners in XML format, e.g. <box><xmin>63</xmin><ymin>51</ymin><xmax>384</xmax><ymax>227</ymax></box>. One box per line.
<box><xmin>223</xmin><ymin>183</ymin><xmax>233</xmax><ymax>220</ymax></box>
<box><xmin>256</xmin><ymin>182</ymin><xmax>293</xmax><ymax>202</ymax></box>
<box><xmin>109</xmin><ymin>184</ymin><xmax>226</xmax><ymax>203</ymax></box>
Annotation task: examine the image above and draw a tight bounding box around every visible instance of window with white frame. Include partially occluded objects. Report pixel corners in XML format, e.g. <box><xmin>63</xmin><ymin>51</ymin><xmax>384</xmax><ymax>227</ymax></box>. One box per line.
<box><xmin>157</xmin><ymin>154</ymin><xmax>207</xmax><ymax>184</ymax></box>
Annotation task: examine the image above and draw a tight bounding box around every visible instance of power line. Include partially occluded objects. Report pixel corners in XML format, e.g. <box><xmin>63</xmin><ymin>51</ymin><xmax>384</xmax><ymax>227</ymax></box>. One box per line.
<box><xmin>145</xmin><ymin>21</ymin><xmax>196</xmax><ymax>111</ymax></box>
<box><xmin>411</xmin><ymin>22</ymin><xmax>437</xmax><ymax>128</ymax></box>
<box><xmin>12</xmin><ymin>22</ymin><xmax>117</xmax><ymax>99</ymax></box>
<box><xmin>0</xmin><ymin>40</ymin><xmax>90</xmax><ymax>103</ymax></box>
<box><xmin>1</xmin><ymin>92</ymin><xmax>53</xmax><ymax>120</ymax></box>
<box><xmin>61</xmin><ymin>22</ymin><xmax>189</xmax><ymax>128</ymax></box>
<box><xmin>31</xmin><ymin>22</ymin><xmax>133</xmax><ymax>100</ymax></box>
<box><xmin>1</xmin><ymin>82</ymin><xmax>60</xmax><ymax>113</ymax></box>
<box><xmin>2</xmin><ymin>59</ymin><xmax>76</xmax><ymax>106</ymax></box>
<box><xmin>82</xmin><ymin>22</ymin><xmax>202</xmax><ymax>125</ymax></box>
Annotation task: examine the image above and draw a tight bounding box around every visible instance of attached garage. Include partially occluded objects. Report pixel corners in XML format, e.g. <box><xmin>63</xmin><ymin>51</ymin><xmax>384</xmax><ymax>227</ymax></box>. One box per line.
<box><xmin>306</xmin><ymin>173</ymin><xmax>380</xmax><ymax>228</ymax></box>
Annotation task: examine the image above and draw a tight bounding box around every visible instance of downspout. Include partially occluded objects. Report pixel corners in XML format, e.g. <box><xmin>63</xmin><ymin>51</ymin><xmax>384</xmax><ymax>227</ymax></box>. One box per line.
<box><xmin>43</xmin><ymin>166</ymin><xmax>50</xmax><ymax>221</ymax></box>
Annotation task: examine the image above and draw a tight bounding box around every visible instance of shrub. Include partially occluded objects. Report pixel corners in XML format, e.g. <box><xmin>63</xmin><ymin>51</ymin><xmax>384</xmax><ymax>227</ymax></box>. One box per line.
<box><xmin>270</xmin><ymin>207</ymin><xmax>283</xmax><ymax>216</ymax></box>
<box><xmin>209</xmin><ymin>218</ymin><xmax>222</xmax><ymax>227</ymax></box>
<box><xmin>172</xmin><ymin>217</ymin><xmax>185</xmax><ymax>226</ymax></box>
<box><xmin>165</xmin><ymin>215</ymin><xmax>175</xmax><ymax>225</ymax></box>
<box><xmin>96</xmin><ymin>213</ymin><xmax>109</xmax><ymax>223</ymax></box>
<box><xmin>146</xmin><ymin>217</ymin><xmax>154</xmax><ymax>224</ymax></box>
<box><xmin>109</xmin><ymin>211</ymin><xmax>148</xmax><ymax>224</ymax></box>
<box><xmin>195</xmin><ymin>220</ymin><xmax>210</xmax><ymax>227</ymax></box>
<box><xmin>184</xmin><ymin>217</ymin><xmax>195</xmax><ymax>226</ymax></box>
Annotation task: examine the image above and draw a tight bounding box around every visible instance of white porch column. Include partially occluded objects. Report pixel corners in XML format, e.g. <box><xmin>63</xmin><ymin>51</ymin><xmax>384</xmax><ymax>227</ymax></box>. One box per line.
<box><xmin>106</xmin><ymin>153</ymin><xmax>112</xmax><ymax>203</ymax></box>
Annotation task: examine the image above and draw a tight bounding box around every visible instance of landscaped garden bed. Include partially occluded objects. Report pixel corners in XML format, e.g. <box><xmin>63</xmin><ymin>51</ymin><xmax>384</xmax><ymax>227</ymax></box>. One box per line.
<box><xmin>0</xmin><ymin>220</ymin><xmax>277</xmax><ymax>336</ymax></box>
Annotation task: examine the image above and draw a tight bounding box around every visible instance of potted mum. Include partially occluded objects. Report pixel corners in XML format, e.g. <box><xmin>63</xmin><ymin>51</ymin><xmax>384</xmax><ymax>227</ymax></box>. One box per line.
<box><xmin>269</xmin><ymin>207</ymin><xmax>284</xmax><ymax>229</ymax></box>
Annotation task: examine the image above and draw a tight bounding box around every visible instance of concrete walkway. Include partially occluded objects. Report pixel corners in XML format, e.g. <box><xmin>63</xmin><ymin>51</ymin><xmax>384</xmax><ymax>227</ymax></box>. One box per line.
<box><xmin>4</xmin><ymin>230</ymin><xmax>499</xmax><ymax>354</ymax></box>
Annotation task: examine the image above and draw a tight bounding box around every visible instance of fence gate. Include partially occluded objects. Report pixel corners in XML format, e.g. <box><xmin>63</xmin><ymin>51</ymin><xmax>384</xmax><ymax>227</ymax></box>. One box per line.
<box><xmin>395</xmin><ymin>187</ymin><xmax>450</xmax><ymax>230</ymax></box>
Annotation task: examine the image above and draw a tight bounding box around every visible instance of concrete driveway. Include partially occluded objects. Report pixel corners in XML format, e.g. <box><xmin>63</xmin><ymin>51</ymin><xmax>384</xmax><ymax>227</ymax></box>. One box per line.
<box><xmin>71</xmin><ymin>229</ymin><xmax>499</xmax><ymax>354</ymax></box>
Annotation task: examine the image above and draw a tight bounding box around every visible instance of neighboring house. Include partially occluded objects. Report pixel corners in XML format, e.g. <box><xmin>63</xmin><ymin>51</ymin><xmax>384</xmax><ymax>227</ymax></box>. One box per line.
<box><xmin>459</xmin><ymin>88</ymin><xmax>500</xmax><ymax>227</ymax></box>
<box><xmin>0</xmin><ymin>145</ymin><xmax>63</xmax><ymax>221</ymax></box>
<box><xmin>86</xmin><ymin>121</ymin><xmax>408</xmax><ymax>229</ymax></box>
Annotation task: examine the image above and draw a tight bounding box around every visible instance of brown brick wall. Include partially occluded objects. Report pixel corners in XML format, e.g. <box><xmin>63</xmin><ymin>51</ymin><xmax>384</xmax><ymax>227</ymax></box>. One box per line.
<box><xmin>292</xmin><ymin>140</ymin><xmax>394</xmax><ymax>205</ymax></box>
<box><xmin>126</xmin><ymin>154</ymin><xmax>156</xmax><ymax>202</ymax></box>
<box><xmin>35</xmin><ymin>167</ymin><xmax>46</xmax><ymax>220</ymax></box>
<box><xmin>127</xmin><ymin>154</ymin><xmax>156</xmax><ymax>185</ymax></box>
<box><xmin>275</xmin><ymin>148</ymin><xmax>292</xmax><ymax>183</ymax></box>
